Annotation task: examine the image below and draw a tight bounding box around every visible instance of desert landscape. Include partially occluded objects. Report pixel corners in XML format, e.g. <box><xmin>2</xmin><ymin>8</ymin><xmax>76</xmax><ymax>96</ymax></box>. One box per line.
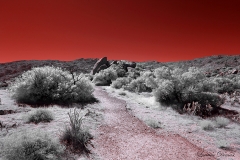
<box><xmin>0</xmin><ymin>55</ymin><xmax>240</xmax><ymax>159</ymax></box>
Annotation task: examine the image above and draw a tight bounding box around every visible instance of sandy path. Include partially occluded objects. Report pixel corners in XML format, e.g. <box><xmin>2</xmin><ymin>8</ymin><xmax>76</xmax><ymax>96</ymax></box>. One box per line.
<box><xmin>91</xmin><ymin>87</ymin><xmax>215</xmax><ymax>160</ymax></box>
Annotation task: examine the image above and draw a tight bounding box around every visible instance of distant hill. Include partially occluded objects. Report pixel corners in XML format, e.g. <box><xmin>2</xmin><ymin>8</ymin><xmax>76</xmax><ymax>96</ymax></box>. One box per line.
<box><xmin>139</xmin><ymin>55</ymin><xmax>240</xmax><ymax>78</ymax></box>
<box><xmin>0</xmin><ymin>55</ymin><xmax>239</xmax><ymax>82</ymax></box>
<box><xmin>165</xmin><ymin>55</ymin><xmax>240</xmax><ymax>71</ymax></box>
<box><xmin>0</xmin><ymin>58</ymin><xmax>98</xmax><ymax>82</ymax></box>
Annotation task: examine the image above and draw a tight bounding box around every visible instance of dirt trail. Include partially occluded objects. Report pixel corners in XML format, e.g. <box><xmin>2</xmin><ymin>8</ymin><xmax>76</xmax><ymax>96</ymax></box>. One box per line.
<box><xmin>91</xmin><ymin>87</ymin><xmax>216</xmax><ymax>160</ymax></box>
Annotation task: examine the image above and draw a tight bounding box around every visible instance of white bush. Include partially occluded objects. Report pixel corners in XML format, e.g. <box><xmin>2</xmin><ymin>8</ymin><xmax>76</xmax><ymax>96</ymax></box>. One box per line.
<box><xmin>3</xmin><ymin>130</ymin><xmax>64</xmax><ymax>160</ymax></box>
<box><xmin>200</xmin><ymin>120</ymin><xmax>214</xmax><ymax>131</ymax></box>
<box><xmin>9</xmin><ymin>66</ymin><xmax>95</xmax><ymax>105</ymax></box>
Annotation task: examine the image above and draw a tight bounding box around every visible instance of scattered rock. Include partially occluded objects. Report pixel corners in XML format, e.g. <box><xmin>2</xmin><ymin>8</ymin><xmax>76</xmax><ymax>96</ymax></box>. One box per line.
<box><xmin>231</xmin><ymin>69</ymin><xmax>238</xmax><ymax>74</ymax></box>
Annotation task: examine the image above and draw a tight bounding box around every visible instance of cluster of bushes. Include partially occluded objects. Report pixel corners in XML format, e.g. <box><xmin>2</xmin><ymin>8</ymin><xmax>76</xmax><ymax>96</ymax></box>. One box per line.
<box><xmin>2</xmin><ymin>108</ymin><xmax>92</xmax><ymax>159</ymax></box>
<box><xmin>2</xmin><ymin>66</ymin><xmax>96</xmax><ymax>159</ymax></box>
<box><xmin>92</xmin><ymin>62</ymin><xmax>153</xmax><ymax>93</ymax></box>
<box><xmin>9</xmin><ymin>66</ymin><xmax>96</xmax><ymax>106</ymax></box>
<box><xmin>200</xmin><ymin>116</ymin><xmax>230</xmax><ymax>131</ymax></box>
<box><xmin>107</xmin><ymin>65</ymin><xmax>225</xmax><ymax>110</ymax></box>
<box><xmin>2</xmin><ymin>131</ymin><xmax>65</xmax><ymax>160</ymax></box>
<box><xmin>88</xmin><ymin>59</ymin><xmax>239</xmax><ymax>117</ymax></box>
<box><xmin>92</xmin><ymin>67</ymin><xmax>117</xmax><ymax>86</ymax></box>
<box><xmin>149</xmin><ymin>67</ymin><xmax>226</xmax><ymax>114</ymax></box>
<box><xmin>94</xmin><ymin>62</ymin><xmax>240</xmax><ymax>116</ymax></box>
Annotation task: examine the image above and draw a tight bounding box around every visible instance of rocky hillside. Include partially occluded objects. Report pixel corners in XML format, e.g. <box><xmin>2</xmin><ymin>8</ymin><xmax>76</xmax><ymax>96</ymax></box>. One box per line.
<box><xmin>0</xmin><ymin>55</ymin><xmax>239</xmax><ymax>84</ymax></box>
<box><xmin>140</xmin><ymin>55</ymin><xmax>240</xmax><ymax>77</ymax></box>
<box><xmin>0</xmin><ymin>58</ymin><xmax>98</xmax><ymax>82</ymax></box>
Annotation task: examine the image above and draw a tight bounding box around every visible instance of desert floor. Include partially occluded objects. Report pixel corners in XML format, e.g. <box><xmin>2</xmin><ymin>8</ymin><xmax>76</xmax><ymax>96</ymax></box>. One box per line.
<box><xmin>1</xmin><ymin>86</ymin><xmax>240</xmax><ymax>160</ymax></box>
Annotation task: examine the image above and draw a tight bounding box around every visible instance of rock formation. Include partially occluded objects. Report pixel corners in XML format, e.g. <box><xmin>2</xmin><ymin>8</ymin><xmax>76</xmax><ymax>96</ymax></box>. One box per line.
<box><xmin>91</xmin><ymin>57</ymin><xmax>109</xmax><ymax>75</ymax></box>
<box><xmin>91</xmin><ymin>57</ymin><xmax>137</xmax><ymax>75</ymax></box>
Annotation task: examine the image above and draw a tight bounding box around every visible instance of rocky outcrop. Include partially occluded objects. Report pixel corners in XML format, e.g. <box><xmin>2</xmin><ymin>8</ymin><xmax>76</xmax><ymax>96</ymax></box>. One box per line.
<box><xmin>91</xmin><ymin>57</ymin><xmax>109</xmax><ymax>75</ymax></box>
<box><xmin>120</xmin><ymin>62</ymin><xmax>136</xmax><ymax>72</ymax></box>
<box><xmin>91</xmin><ymin>57</ymin><xmax>137</xmax><ymax>75</ymax></box>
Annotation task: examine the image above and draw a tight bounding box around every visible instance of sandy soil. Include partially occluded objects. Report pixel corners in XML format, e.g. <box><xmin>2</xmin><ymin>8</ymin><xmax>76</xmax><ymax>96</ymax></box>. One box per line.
<box><xmin>1</xmin><ymin>86</ymin><xmax>240</xmax><ymax>160</ymax></box>
<box><xmin>0</xmin><ymin>89</ymin><xmax>103</xmax><ymax>160</ymax></box>
<box><xmin>91</xmin><ymin>87</ymin><xmax>216</xmax><ymax>160</ymax></box>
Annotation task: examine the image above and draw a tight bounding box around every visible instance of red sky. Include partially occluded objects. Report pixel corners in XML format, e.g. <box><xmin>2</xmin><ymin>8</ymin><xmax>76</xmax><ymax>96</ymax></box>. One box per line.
<box><xmin>0</xmin><ymin>0</ymin><xmax>240</xmax><ymax>63</ymax></box>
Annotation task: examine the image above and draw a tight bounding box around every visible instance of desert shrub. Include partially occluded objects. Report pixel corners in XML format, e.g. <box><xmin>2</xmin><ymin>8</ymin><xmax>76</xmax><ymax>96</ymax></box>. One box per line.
<box><xmin>110</xmin><ymin>64</ymin><xmax>127</xmax><ymax>77</ymax></box>
<box><xmin>212</xmin><ymin>77</ymin><xmax>234</xmax><ymax>93</ymax></box>
<box><xmin>145</xmin><ymin>77</ymin><xmax>158</xmax><ymax>89</ymax></box>
<box><xmin>93</xmin><ymin>67</ymin><xmax>117</xmax><ymax>86</ymax></box>
<box><xmin>126</xmin><ymin>68</ymin><xmax>141</xmax><ymax>79</ymax></box>
<box><xmin>199</xmin><ymin>78</ymin><xmax>217</xmax><ymax>92</ymax></box>
<box><xmin>3</xmin><ymin>131</ymin><xmax>64</xmax><ymax>160</ymax></box>
<box><xmin>181</xmin><ymin>91</ymin><xmax>223</xmax><ymax>108</ymax></box>
<box><xmin>141</xmin><ymin>70</ymin><xmax>155</xmax><ymax>78</ymax></box>
<box><xmin>145</xmin><ymin>119</ymin><xmax>161</xmax><ymax>129</ymax></box>
<box><xmin>153</xmin><ymin>67</ymin><xmax>224</xmax><ymax>112</ymax></box>
<box><xmin>170</xmin><ymin>67</ymin><xmax>185</xmax><ymax>77</ymax></box>
<box><xmin>181</xmin><ymin>67</ymin><xmax>205</xmax><ymax>86</ymax></box>
<box><xmin>214</xmin><ymin>117</ymin><xmax>230</xmax><ymax>128</ymax></box>
<box><xmin>9</xmin><ymin>66</ymin><xmax>96</xmax><ymax>106</ymax></box>
<box><xmin>26</xmin><ymin>109</ymin><xmax>54</xmax><ymax>124</ymax></box>
<box><xmin>232</xmin><ymin>75</ymin><xmax>240</xmax><ymax>89</ymax></box>
<box><xmin>154</xmin><ymin>66</ymin><xmax>172</xmax><ymax>80</ymax></box>
<box><xmin>140</xmin><ymin>71</ymin><xmax>158</xmax><ymax>90</ymax></box>
<box><xmin>154</xmin><ymin>80</ymin><xmax>176</xmax><ymax>106</ymax></box>
<box><xmin>60</xmin><ymin>108</ymin><xmax>93</xmax><ymax>155</ymax></box>
<box><xmin>124</xmin><ymin>77</ymin><xmax>152</xmax><ymax>93</ymax></box>
<box><xmin>116</xmin><ymin>68</ymin><xmax>126</xmax><ymax>77</ymax></box>
<box><xmin>118</xmin><ymin>92</ymin><xmax>126</xmax><ymax>96</ymax></box>
<box><xmin>135</xmin><ymin>63</ymin><xmax>145</xmax><ymax>70</ymax></box>
<box><xmin>85</xmin><ymin>73</ymin><xmax>94</xmax><ymax>81</ymax></box>
<box><xmin>217</xmin><ymin>140</ymin><xmax>230</xmax><ymax>149</ymax></box>
<box><xmin>200</xmin><ymin>120</ymin><xmax>214</xmax><ymax>131</ymax></box>
<box><xmin>111</xmin><ymin>77</ymin><xmax>132</xmax><ymax>89</ymax></box>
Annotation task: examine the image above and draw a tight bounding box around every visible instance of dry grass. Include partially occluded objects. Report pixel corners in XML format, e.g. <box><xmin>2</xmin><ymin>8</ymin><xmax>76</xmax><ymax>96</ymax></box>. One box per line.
<box><xmin>200</xmin><ymin>120</ymin><xmax>215</xmax><ymax>131</ymax></box>
<box><xmin>217</xmin><ymin>140</ymin><xmax>231</xmax><ymax>150</ymax></box>
<box><xmin>26</xmin><ymin>109</ymin><xmax>54</xmax><ymax>124</ymax></box>
<box><xmin>2</xmin><ymin>130</ymin><xmax>64</xmax><ymax>160</ymax></box>
<box><xmin>145</xmin><ymin>119</ymin><xmax>161</xmax><ymax>129</ymax></box>
<box><xmin>214</xmin><ymin>116</ymin><xmax>230</xmax><ymax>128</ymax></box>
<box><xmin>60</xmin><ymin>108</ymin><xmax>93</xmax><ymax>155</ymax></box>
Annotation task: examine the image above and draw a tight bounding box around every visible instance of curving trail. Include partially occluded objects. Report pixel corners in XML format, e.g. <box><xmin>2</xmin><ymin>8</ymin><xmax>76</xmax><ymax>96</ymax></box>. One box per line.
<box><xmin>92</xmin><ymin>87</ymin><xmax>215</xmax><ymax>160</ymax></box>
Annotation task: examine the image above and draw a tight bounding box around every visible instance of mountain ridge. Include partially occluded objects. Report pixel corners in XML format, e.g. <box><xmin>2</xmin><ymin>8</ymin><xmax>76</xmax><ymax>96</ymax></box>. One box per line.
<box><xmin>0</xmin><ymin>55</ymin><xmax>239</xmax><ymax>82</ymax></box>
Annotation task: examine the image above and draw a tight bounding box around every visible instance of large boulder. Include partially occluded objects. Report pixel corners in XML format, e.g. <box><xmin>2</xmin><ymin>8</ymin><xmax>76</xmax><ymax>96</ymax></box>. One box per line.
<box><xmin>91</xmin><ymin>57</ymin><xmax>109</xmax><ymax>75</ymax></box>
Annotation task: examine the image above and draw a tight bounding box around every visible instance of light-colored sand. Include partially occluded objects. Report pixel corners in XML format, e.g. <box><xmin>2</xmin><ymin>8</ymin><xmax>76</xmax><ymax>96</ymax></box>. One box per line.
<box><xmin>91</xmin><ymin>87</ymin><xmax>215</xmax><ymax>160</ymax></box>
